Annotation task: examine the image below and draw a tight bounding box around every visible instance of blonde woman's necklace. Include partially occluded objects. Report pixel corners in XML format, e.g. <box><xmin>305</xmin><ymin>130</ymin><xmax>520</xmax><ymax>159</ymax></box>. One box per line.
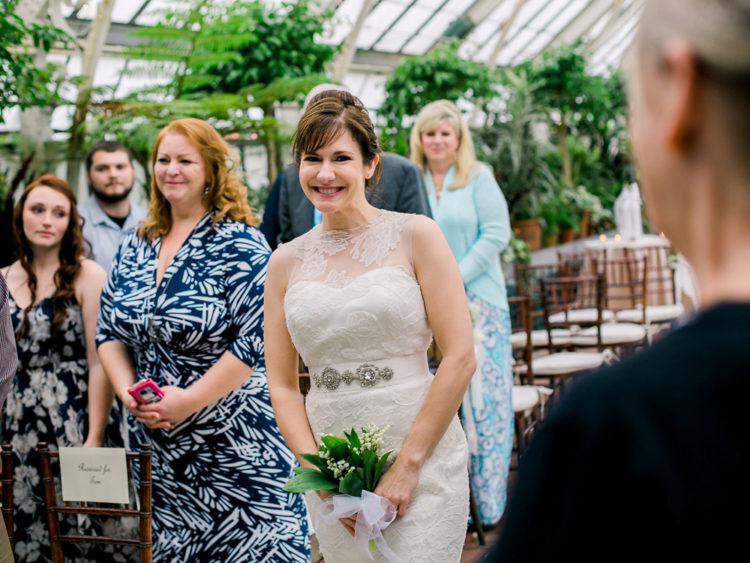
<box><xmin>434</xmin><ymin>179</ymin><xmax>443</xmax><ymax>202</ymax></box>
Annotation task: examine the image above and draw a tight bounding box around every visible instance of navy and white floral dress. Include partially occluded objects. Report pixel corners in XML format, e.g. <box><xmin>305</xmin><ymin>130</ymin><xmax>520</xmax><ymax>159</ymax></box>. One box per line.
<box><xmin>2</xmin><ymin>294</ymin><xmax>132</xmax><ymax>563</ymax></box>
<box><xmin>96</xmin><ymin>213</ymin><xmax>309</xmax><ymax>562</ymax></box>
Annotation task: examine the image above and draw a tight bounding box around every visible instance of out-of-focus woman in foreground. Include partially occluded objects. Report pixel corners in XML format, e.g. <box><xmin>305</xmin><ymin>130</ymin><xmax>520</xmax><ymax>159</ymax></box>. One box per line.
<box><xmin>489</xmin><ymin>1</ymin><xmax>750</xmax><ymax>560</ymax></box>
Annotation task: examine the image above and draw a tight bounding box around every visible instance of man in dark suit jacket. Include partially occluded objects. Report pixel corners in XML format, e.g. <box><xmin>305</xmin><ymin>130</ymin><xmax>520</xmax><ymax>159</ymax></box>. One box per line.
<box><xmin>278</xmin><ymin>152</ymin><xmax>431</xmax><ymax>243</ymax></box>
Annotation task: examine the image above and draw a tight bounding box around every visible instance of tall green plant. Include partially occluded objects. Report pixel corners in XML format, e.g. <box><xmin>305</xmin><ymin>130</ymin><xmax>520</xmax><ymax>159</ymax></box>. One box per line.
<box><xmin>121</xmin><ymin>0</ymin><xmax>335</xmax><ymax>185</ymax></box>
<box><xmin>475</xmin><ymin>69</ymin><xmax>555</xmax><ymax>221</ymax></box>
<box><xmin>184</xmin><ymin>0</ymin><xmax>335</xmax><ymax>96</ymax></box>
<box><xmin>185</xmin><ymin>0</ymin><xmax>336</xmax><ymax>183</ymax></box>
<box><xmin>524</xmin><ymin>42</ymin><xmax>594</xmax><ymax>188</ymax></box>
<box><xmin>380</xmin><ymin>39</ymin><xmax>496</xmax><ymax>154</ymax></box>
<box><xmin>518</xmin><ymin>43</ymin><xmax>632</xmax><ymax>232</ymax></box>
<box><xmin>123</xmin><ymin>0</ymin><xmax>247</xmax><ymax>100</ymax></box>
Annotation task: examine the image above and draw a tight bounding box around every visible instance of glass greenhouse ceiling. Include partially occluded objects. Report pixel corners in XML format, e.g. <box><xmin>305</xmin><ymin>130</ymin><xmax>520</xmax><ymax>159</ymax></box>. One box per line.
<box><xmin>60</xmin><ymin>0</ymin><xmax>642</xmax><ymax>80</ymax></box>
<box><xmin>5</xmin><ymin>0</ymin><xmax>641</xmax><ymax>130</ymax></box>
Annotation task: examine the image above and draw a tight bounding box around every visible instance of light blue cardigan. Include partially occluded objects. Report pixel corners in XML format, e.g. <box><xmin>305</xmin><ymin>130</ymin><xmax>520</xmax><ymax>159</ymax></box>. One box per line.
<box><xmin>424</xmin><ymin>164</ymin><xmax>511</xmax><ymax>310</ymax></box>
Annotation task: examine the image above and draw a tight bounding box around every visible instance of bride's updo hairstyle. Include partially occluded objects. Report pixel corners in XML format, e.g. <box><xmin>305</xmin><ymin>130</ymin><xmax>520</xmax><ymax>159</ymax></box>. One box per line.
<box><xmin>634</xmin><ymin>0</ymin><xmax>750</xmax><ymax>179</ymax></box>
<box><xmin>293</xmin><ymin>90</ymin><xmax>383</xmax><ymax>189</ymax></box>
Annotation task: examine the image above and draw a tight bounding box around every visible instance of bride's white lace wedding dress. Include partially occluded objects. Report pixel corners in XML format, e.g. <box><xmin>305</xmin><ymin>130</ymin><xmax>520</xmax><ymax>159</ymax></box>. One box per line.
<box><xmin>283</xmin><ymin>211</ymin><xmax>470</xmax><ymax>562</ymax></box>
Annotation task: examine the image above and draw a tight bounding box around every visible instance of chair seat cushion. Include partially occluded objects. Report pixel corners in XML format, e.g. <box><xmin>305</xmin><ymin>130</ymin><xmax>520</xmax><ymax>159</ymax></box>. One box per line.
<box><xmin>512</xmin><ymin>385</ymin><xmax>542</xmax><ymax>412</ymax></box>
<box><xmin>512</xmin><ymin>385</ymin><xmax>553</xmax><ymax>412</ymax></box>
<box><xmin>615</xmin><ymin>303</ymin><xmax>685</xmax><ymax>324</ymax></box>
<box><xmin>570</xmin><ymin>322</ymin><xmax>647</xmax><ymax>346</ymax></box>
<box><xmin>530</xmin><ymin>352</ymin><xmax>604</xmax><ymax>376</ymax></box>
<box><xmin>548</xmin><ymin>308</ymin><xmax>614</xmax><ymax>325</ymax></box>
<box><xmin>511</xmin><ymin>328</ymin><xmax>572</xmax><ymax>349</ymax></box>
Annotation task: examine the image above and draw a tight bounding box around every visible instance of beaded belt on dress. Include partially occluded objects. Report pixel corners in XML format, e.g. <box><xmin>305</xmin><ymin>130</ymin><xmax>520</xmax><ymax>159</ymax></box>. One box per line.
<box><xmin>308</xmin><ymin>354</ymin><xmax>428</xmax><ymax>392</ymax></box>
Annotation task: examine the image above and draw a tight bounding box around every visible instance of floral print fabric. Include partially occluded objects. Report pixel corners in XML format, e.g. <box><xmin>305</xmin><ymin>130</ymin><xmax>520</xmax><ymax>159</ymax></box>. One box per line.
<box><xmin>2</xmin><ymin>295</ymin><xmax>132</xmax><ymax>562</ymax></box>
<box><xmin>464</xmin><ymin>292</ymin><xmax>514</xmax><ymax>525</ymax></box>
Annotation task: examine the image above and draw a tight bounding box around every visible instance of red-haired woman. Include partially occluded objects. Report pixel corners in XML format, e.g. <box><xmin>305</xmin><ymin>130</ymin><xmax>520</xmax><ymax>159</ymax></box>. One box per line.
<box><xmin>1</xmin><ymin>175</ymin><xmax>122</xmax><ymax>562</ymax></box>
<box><xmin>96</xmin><ymin>119</ymin><xmax>308</xmax><ymax>561</ymax></box>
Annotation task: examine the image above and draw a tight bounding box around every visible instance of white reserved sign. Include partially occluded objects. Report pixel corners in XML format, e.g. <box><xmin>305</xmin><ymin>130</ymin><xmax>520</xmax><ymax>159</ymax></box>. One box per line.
<box><xmin>58</xmin><ymin>447</ymin><xmax>129</xmax><ymax>504</ymax></box>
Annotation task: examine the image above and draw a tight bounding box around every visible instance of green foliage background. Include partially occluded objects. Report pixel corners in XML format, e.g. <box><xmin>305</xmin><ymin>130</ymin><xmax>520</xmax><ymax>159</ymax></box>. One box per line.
<box><xmin>381</xmin><ymin>41</ymin><xmax>632</xmax><ymax>235</ymax></box>
<box><xmin>380</xmin><ymin>39</ymin><xmax>496</xmax><ymax>154</ymax></box>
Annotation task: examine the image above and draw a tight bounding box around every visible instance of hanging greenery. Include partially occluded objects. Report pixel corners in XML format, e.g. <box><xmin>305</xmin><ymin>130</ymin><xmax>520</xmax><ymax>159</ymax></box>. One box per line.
<box><xmin>110</xmin><ymin>0</ymin><xmax>335</xmax><ymax>188</ymax></box>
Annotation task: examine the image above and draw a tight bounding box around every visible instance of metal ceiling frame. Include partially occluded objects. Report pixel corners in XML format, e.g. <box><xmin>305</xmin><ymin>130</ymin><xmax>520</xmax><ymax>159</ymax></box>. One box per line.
<box><xmin>49</xmin><ymin>0</ymin><xmax>641</xmax><ymax>85</ymax></box>
<box><xmin>505</xmin><ymin>0</ymin><xmax>572</xmax><ymax>67</ymax></box>
<box><xmin>393</xmin><ymin>0</ymin><xmax>454</xmax><ymax>54</ymax></box>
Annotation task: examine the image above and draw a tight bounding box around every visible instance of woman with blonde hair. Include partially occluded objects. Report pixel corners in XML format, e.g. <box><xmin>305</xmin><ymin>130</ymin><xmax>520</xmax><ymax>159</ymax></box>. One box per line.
<box><xmin>96</xmin><ymin>118</ymin><xmax>309</xmax><ymax>561</ymax></box>
<box><xmin>490</xmin><ymin>0</ymin><xmax>750</xmax><ymax>560</ymax></box>
<box><xmin>410</xmin><ymin>99</ymin><xmax>513</xmax><ymax>527</ymax></box>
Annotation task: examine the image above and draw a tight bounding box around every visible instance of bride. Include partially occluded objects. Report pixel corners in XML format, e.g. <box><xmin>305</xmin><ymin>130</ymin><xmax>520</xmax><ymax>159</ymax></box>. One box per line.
<box><xmin>264</xmin><ymin>90</ymin><xmax>475</xmax><ymax>562</ymax></box>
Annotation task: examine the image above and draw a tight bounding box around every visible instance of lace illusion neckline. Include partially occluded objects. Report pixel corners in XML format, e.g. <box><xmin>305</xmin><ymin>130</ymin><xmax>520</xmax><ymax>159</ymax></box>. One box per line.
<box><xmin>318</xmin><ymin>211</ymin><xmax>386</xmax><ymax>238</ymax></box>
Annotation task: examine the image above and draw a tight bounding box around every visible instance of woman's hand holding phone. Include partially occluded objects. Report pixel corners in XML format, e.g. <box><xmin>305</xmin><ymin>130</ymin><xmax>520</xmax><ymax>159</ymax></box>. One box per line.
<box><xmin>134</xmin><ymin>385</ymin><xmax>199</xmax><ymax>430</ymax></box>
<box><xmin>128</xmin><ymin>378</ymin><xmax>164</xmax><ymax>404</ymax></box>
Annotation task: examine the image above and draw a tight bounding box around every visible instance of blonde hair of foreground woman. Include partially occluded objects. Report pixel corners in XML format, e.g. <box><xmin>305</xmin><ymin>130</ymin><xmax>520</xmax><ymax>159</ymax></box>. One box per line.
<box><xmin>632</xmin><ymin>0</ymin><xmax>750</xmax><ymax>163</ymax></box>
<box><xmin>409</xmin><ymin>100</ymin><xmax>480</xmax><ymax>191</ymax></box>
<box><xmin>629</xmin><ymin>0</ymin><xmax>750</xmax><ymax>305</ymax></box>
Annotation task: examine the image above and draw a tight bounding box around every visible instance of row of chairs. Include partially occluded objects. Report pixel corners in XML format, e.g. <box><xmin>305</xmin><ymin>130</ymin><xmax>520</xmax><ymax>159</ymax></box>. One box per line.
<box><xmin>1</xmin><ymin>443</ymin><xmax>153</xmax><ymax>562</ymax></box>
<box><xmin>508</xmin><ymin>246</ymin><xmax>685</xmax><ymax>462</ymax></box>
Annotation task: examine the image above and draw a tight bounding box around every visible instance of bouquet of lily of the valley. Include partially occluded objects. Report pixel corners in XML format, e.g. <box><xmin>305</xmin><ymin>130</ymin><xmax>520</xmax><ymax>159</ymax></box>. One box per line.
<box><xmin>284</xmin><ymin>424</ymin><xmax>391</xmax><ymax>496</ymax></box>
<box><xmin>284</xmin><ymin>424</ymin><xmax>403</xmax><ymax>562</ymax></box>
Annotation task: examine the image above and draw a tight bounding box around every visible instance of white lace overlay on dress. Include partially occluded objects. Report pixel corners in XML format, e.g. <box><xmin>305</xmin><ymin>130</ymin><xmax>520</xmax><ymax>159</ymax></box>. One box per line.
<box><xmin>282</xmin><ymin>211</ymin><xmax>470</xmax><ymax>563</ymax></box>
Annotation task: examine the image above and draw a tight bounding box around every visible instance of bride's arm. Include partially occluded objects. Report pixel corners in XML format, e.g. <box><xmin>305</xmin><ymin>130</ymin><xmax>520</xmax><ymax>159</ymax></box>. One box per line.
<box><xmin>374</xmin><ymin>216</ymin><xmax>476</xmax><ymax>517</ymax></box>
<box><xmin>264</xmin><ymin>249</ymin><xmax>319</xmax><ymax>464</ymax></box>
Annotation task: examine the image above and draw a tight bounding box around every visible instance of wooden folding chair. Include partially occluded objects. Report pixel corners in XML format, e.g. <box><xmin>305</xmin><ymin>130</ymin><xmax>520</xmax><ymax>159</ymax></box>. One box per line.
<box><xmin>513</xmin><ymin>262</ymin><xmax>575</xmax><ymax>351</ymax></box>
<box><xmin>524</xmin><ymin>275</ymin><xmax>609</xmax><ymax>395</ymax></box>
<box><xmin>37</xmin><ymin>442</ymin><xmax>153</xmax><ymax>563</ymax></box>
<box><xmin>621</xmin><ymin>245</ymin><xmax>685</xmax><ymax>327</ymax></box>
<box><xmin>557</xmin><ymin>249</ymin><xmax>601</xmax><ymax>276</ymax></box>
<box><xmin>1</xmin><ymin>443</ymin><xmax>14</xmax><ymax>550</ymax></box>
<box><xmin>593</xmin><ymin>256</ymin><xmax>649</xmax><ymax>321</ymax></box>
<box><xmin>507</xmin><ymin>298</ymin><xmax>552</xmax><ymax>461</ymax></box>
<box><xmin>572</xmin><ymin>256</ymin><xmax>651</xmax><ymax>353</ymax></box>
<box><xmin>508</xmin><ymin>295</ymin><xmax>533</xmax><ymax>384</ymax></box>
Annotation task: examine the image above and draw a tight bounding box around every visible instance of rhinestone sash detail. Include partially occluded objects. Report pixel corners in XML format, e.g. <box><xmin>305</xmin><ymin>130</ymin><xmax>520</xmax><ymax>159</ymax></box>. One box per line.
<box><xmin>312</xmin><ymin>363</ymin><xmax>394</xmax><ymax>391</ymax></box>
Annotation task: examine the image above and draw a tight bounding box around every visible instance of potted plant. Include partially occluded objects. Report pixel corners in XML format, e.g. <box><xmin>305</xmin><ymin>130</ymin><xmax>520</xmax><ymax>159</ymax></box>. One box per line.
<box><xmin>539</xmin><ymin>195</ymin><xmax>561</xmax><ymax>247</ymax></box>
<box><xmin>557</xmin><ymin>184</ymin><xmax>611</xmax><ymax>241</ymax></box>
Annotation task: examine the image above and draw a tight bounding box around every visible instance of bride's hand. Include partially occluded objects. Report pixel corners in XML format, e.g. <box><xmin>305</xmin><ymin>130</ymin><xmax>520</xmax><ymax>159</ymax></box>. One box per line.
<box><xmin>373</xmin><ymin>457</ymin><xmax>420</xmax><ymax>518</ymax></box>
<box><xmin>318</xmin><ymin>489</ymin><xmax>357</xmax><ymax>535</ymax></box>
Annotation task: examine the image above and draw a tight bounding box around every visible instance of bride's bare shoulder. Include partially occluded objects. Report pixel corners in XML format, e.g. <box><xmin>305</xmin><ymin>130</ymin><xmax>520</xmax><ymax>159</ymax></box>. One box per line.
<box><xmin>408</xmin><ymin>214</ymin><xmax>444</xmax><ymax>243</ymax></box>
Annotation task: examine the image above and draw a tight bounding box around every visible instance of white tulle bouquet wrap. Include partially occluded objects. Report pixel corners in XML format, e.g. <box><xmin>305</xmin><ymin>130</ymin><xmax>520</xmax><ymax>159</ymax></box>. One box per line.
<box><xmin>283</xmin><ymin>424</ymin><xmax>402</xmax><ymax>562</ymax></box>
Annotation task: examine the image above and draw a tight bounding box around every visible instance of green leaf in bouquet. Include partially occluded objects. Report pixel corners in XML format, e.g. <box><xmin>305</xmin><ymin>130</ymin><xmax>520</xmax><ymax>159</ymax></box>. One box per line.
<box><xmin>349</xmin><ymin>448</ymin><xmax>362</xmax><ymax>467</ymax></box>
<box><xmin>347</xmin><ymin>429</ymin><xmax>362</xmax><ymax>450</ymax></box>
<box><xmin>283</xmin><ymin>468</ymin><xmax>338</xmax><ymax>493</ymax></box>
<box><xmin>321</xmin><ymin>435</ymin><xmax>349</xmax><ymax>461</ymax></box>
<box><xmin>299</xmin><ymin>453</ymin><xmax>333</xmax><ymax>476</ymax></box>
<box><xmin>362</xmin><ymin>450</ymin><xmax>377</xmax><ymax>491</ymax></box>
<box><xmin>372</xmin><ymin>451</ymin><xmax>392</xmax><ymax>489</ymax></box>
<box><xmin>339</xmin><ymin>470</ymin><xmax>364</xmax><ymax>497</ymax></box>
